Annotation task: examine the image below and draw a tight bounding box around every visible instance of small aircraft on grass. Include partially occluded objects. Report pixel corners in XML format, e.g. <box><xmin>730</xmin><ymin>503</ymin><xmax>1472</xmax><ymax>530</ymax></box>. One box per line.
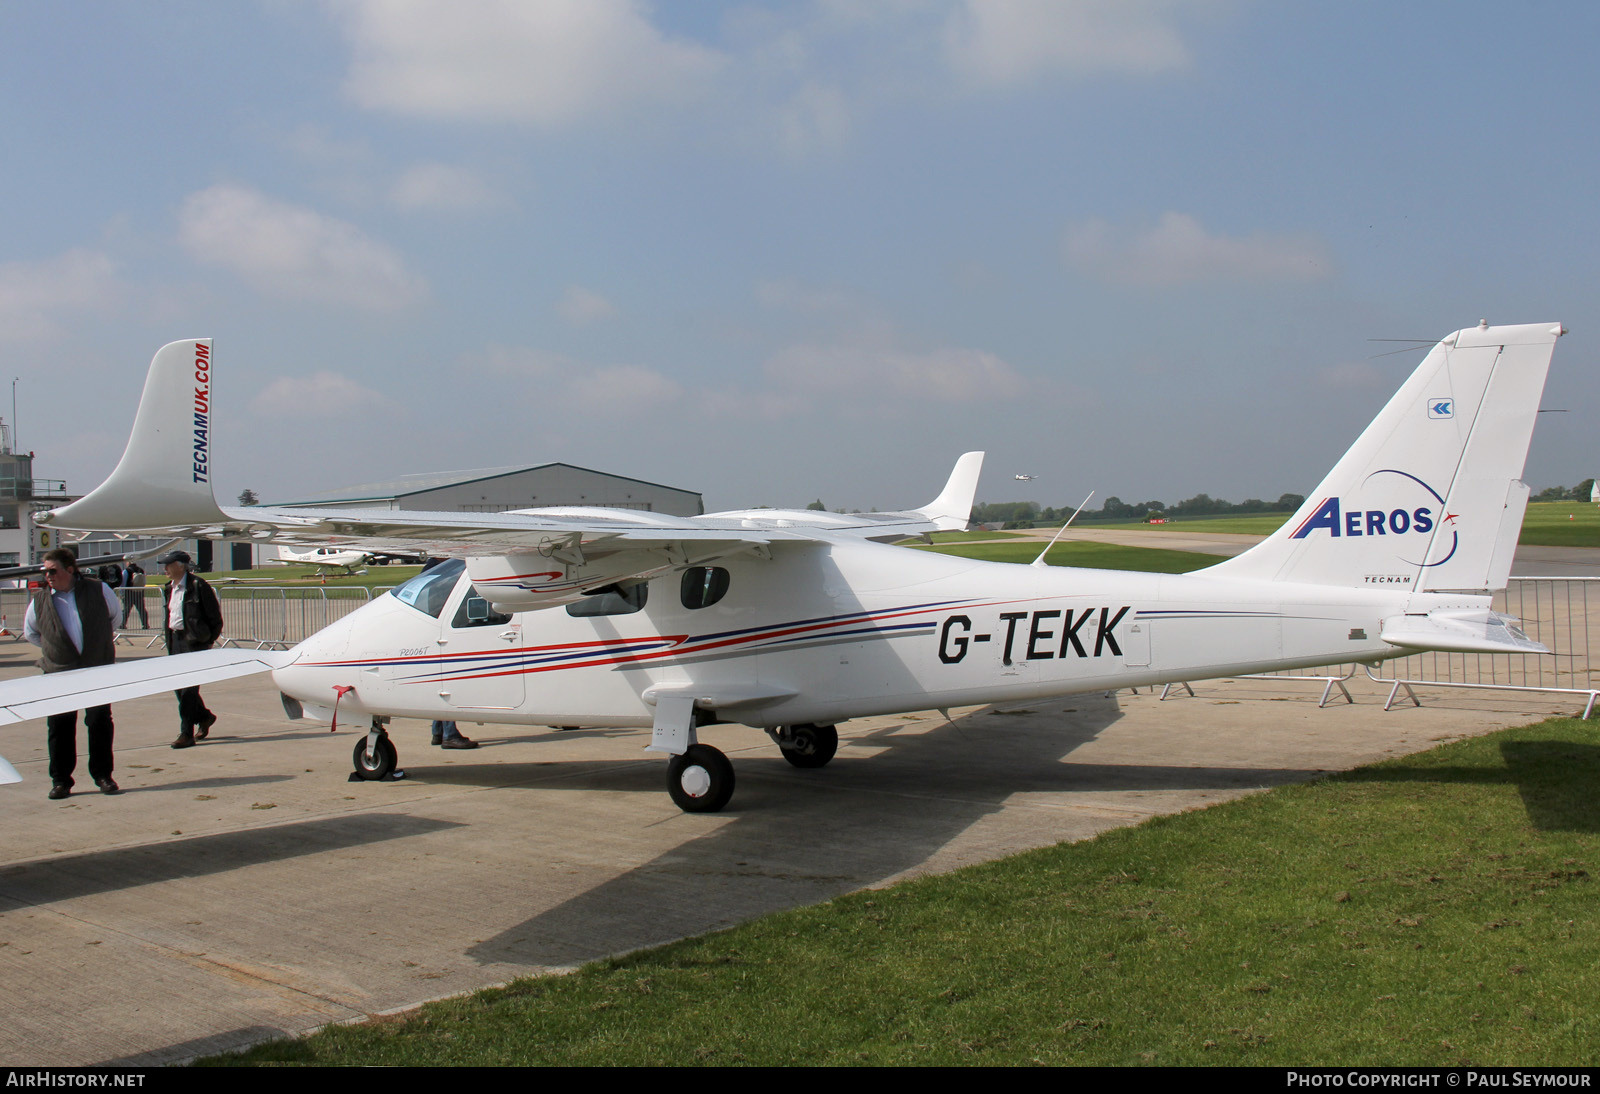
<box><xmin>268</xmin><ymin>546</ymin><xmax>425</xmax><ymax>572</ymax></box>
<box><xmin>268</xmin><ymin>545</ymin><xmax>373</xmax><ymax>574</ymax></box>
<box><xmin>1</xmin><ymin>321</ymin><xmax>1566</xmax><ymax>811</ymax></box>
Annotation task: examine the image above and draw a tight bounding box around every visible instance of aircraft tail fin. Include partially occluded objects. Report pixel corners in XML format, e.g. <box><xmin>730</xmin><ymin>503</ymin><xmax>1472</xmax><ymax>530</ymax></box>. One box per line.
<box><xmin>37</xmin><ymin>339</ymin><xmax>228</xmax><ymax>533</ymax></box>
<box><xmin>916</xmin><ymin>452</ymin><xmax>985</xmax><ymax>531</ymax></box>
<box><xmin>1201</xmin><ymin>321</ymin><xmax>1563</xmax><ymax>593</ymax></box>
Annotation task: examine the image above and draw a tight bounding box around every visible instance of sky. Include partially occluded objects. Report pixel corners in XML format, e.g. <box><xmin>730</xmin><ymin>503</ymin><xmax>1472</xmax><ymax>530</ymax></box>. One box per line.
<box><xmin>2</xmin><ymin>0</ymin><xmax>1597</xmax><ymax>514</ymax></box>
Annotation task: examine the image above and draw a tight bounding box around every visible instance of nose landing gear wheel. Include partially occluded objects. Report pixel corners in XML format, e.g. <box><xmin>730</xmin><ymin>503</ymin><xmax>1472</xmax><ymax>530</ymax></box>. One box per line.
<box><xmin>667</xmin><ymin>744</ymin><xmax>735</xmax><ymax>813</ymax></box>
<box><xmin>779</xmin><ymin>723</ymin><xmax>838</xmax><ymax>769</ymax></box>
<box><xmin>352</xmin><ymin>734</ymin><xmax>397</xmax><ymax>780</ymax></box>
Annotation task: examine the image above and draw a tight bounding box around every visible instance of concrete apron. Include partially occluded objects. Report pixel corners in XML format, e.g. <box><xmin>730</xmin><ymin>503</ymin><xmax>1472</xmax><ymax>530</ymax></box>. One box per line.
<box><xmin>0</xmin><ymin>643</ymin><xmax>1580</xmax><ymax>1066</ymax></box>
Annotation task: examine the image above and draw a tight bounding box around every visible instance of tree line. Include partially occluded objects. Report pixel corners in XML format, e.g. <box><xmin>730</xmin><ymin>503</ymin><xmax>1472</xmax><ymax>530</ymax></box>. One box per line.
<box><xmin>1535</xmin><ymin>479</ymin><xmax>1594</xmax><ymax>502</ymax></box>
<box><xmin>972</xmin><ymin>492</ymin><xmax>1307</xmax><ymax>527</ymax></box>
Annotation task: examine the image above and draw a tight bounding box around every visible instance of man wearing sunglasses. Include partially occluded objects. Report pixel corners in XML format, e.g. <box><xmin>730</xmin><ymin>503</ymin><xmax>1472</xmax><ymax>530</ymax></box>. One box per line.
<box><xmin>23</xmin><ymin>547</ymin><xmax>125</xmax><ymax>799</ymax></box>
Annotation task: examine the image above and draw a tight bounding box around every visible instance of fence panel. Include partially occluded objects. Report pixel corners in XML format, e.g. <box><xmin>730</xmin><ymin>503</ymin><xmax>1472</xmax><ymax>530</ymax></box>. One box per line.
<box><xmin>1</xmin><ymin>585</ymin><xmax>378</xmax><ymax>650</ymax></box>
<box><xmin>1217</xmin><ymin>578</ymin><xmax>1599</xmax><ymax>713</ymax></box>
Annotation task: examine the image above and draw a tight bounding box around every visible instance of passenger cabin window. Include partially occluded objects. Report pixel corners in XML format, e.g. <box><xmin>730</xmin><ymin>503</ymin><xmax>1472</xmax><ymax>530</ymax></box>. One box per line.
<box><xmin>566</xmin><ymin>582</ymin><xmax>648</xmax><ymax>618</ymax></box>
<box><xmin>452</xmin><ymin>586</ymin><xmax>512</xmax><ymax>629</ymax></box>
<box><xmin>680</xmin><ymin>566</ymin><xmax>730</xmax><ymax>610</ymax></box>
<box><xmin>390</xmin><ymin>558</ymin><xmax>465</xmax><ymax>619</ymax></box>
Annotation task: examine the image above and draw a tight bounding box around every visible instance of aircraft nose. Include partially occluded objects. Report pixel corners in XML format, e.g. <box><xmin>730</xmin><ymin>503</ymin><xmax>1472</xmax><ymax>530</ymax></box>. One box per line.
<box><xmin>269</xmin><ymin>610</ymin><xmax>359</xmax><ymax>703</ymax></box>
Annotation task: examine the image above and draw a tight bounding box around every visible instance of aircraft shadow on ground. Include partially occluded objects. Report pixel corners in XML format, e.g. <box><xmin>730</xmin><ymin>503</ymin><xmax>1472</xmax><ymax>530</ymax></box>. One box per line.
<box><xmin>464</xmin><ymin>693</ymin><xmax>1330</xmax><ymax>970</ymax></box>
<box><xmin>0</xmin><ymin>813</ymin><xmax>462</xmax><ymax>907</ymax></box>
<box><xmin>103</xmin><ymin>1028</ymin><xmax>289</xmax><ymax>1069</ymax></box>
<box><xmin>1338</xmin><ymin>739</ymin><xmax>1600</xmax><ymax>834</ymax></box>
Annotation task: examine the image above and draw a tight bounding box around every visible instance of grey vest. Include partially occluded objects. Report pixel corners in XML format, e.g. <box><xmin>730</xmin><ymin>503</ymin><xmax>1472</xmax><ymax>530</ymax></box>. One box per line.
<box><xmin>33</xmin><ymin>579</ymin><xmax>116</xmax><ymax>674</ymax></box>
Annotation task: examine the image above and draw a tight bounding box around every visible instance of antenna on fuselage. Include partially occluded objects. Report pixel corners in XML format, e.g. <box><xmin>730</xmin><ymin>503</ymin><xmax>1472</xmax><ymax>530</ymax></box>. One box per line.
<box><xmin>1031</xmin><ymin>490</ymin><xmax>1095</xmax><ymax>569</ymax></box>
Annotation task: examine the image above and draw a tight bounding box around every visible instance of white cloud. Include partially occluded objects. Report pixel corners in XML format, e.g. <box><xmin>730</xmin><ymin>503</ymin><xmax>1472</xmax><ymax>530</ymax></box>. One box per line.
<box><xmin>775</xmin><ymin>81</ymin><xmax>851</xmax><ymax>157</ymax></box>
<box><xmin>390</xmin><ymin>162</ymin><xmax>502</xmax><ymax>211</ymax></box>
<box><xmin>250</xmin><ymin>371</ymin><xmax>402</xmax><ymax>418</ymax></box>
<box><xmin>944</xmin><ymin>0</ymin><xmax>1197</xmax><ymax>86</ymax></box>
<box><xmin>755</xmin><ymin>279</ymin><xmax>863</xmax><ymax>317</ymax></box>
<box><xmin>339</xmin><ymin>0</ymin><xmax>724</xmax><ymax>126</ymax></box>
<box><xmin>556</xmin><ymin>286</ymin><xmax>619</xmax><ymax>326</ymax></box>
<box><xmin>1064</xmin><ymin>211</ymin><xmax>1333</xmax><ymax>286</ymax></box>
<box><xmin>695</xmin><ymin>388</ymin><xmax>810</xmax><ymax>422</ymax></box>
<box><xmin>766</xmin><ymin>342</ymin><xmax>1025</xmax><ymax>403</ymax></box>
<box><xmin>479</xmin><ymin>345</ymin><xmax>679</xmax><ymax>418</ymax></box>
<box><xmin>178</xmin><ymin>184</ymin><xmax>427</xmax><ymax>310</ymax></box>
<box><xmin>566</xmin><ymin>364</ymin><xmax>682</xmax><ymax>414</ymax></box>
<box><xmin>750</xmin><ymin>280</ymin><xmax>1026</xmax><ymax>408</ymax></box>
<box><xmin>0</xmin><ymin>249</ymin><xmax>118</xmax><ymax>342</ymax></box>
<box><xmin>481</xmin><ymin>344</ymin><xmax>569</xmax><ymax>378</ymax></box>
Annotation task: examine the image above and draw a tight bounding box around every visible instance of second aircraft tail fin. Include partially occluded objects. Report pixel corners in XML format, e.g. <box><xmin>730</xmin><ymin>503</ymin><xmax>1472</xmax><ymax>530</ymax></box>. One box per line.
<box><xmin>37</xmin><ymin>339</ymin><xmax>227</xmax><ymax>533</ymax></box>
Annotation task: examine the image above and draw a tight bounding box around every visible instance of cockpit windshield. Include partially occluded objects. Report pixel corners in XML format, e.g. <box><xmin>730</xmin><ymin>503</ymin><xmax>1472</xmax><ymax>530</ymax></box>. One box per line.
<box><xmin>389</xmin><ymin>558</ymin><xmax>465</xmax><ymax>618</ymax></box>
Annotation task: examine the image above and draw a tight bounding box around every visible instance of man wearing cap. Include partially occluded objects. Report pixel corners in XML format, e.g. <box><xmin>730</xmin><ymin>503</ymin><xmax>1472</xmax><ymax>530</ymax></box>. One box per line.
<box><xmin>23</xmin><ymin>546</ymin><xmax>124</xmax><ymax>799</ymax></box>
<box><xmin>160</xmin><ymin>550</ymin><xmax>224</xmax><ymax>749</ymax></box>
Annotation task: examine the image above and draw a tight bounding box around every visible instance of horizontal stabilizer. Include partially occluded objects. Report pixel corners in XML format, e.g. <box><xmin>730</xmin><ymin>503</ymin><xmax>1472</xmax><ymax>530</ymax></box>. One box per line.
<box><xmin>0</xmin><ymin>648</ymin><xmax>294</xmax><ymax>727</ymax></box>
<box><xmin>1380</xmin><ymin>609</ymin><xmax>1548</xmax><ymax>655</ymax></box>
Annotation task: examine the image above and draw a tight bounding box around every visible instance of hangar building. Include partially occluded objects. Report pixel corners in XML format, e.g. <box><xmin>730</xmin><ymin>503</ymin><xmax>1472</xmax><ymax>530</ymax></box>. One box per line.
<box><xmin>251</xmin><ymin>463</ymin><xmax>705</xmax><ymax>569</ymax></box>
<box><xmin>269</xmin><ymin>463</ymin><xmax>703</xmax><ymax>516</ymax></box>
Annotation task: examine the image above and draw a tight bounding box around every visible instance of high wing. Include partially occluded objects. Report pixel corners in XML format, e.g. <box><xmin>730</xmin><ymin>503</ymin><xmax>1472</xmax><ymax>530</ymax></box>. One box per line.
<box><xmin>0</xmin><ymin>648</ymin><xmax>296</xmax><ymax>728</ymax></box>
<box><xmin>35</xmin><ymin>340</ymin><xmax>983</xmax><ymax>612</ymax></box>
<box><xmin>0</xmin><ymin>538</ymin><xmax>180</xmax><ymax>582</ymax></box>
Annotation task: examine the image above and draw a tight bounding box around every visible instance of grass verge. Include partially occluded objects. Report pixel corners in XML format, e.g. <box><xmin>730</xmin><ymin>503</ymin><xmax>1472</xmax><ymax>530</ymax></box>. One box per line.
<box><xmin>927</xmin><ymin>530</ymin><xmax>1024</xmax><ymax>541</ymax></box>
<box><xmin>1519</xmin><ymin>502</ymin><xmax>1600</xmax><ymax>548</ymax></box>
<box><xmin>919</xmin><ymin>539</ymin><xmax>1222</xmax><ymax>573</ymax></box>
<box><xmin>203</xmin><ymin>718</ymin><xmax>1600</xmax><ymax>1066</ymax></box>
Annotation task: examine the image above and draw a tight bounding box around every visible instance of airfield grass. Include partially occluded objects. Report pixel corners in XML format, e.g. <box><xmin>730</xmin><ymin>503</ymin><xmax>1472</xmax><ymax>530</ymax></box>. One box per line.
<box><xmin>927</xmin><ymin>530</ymin><xmax>1025</xmax><ymax>542</ymax></box>
<box><xmin>1519</xmin><ymin>501</ymin><xmax>1600</xmax><ymax>548</ymax></box>
<box><xmin>1086</xmin><ymin>513</ymin><xmax>1294</xmax><ymax>536</ymax></box>
<box><xmin>920</xmin><ymin>539</ymin><xmax>1221</xmax><ymax>573</ymax></box>
<box><xmin>207</xmin><ymin>718</ymin><xmax>1600</xmax><ymax>1066</ymax></box>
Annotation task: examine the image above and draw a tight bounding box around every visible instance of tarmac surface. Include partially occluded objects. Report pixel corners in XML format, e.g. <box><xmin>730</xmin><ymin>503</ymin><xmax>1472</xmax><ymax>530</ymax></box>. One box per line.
<box><xmin>0</xmin><ymin>649</ymin><xmax>1583</xmax><ymax>1065</ymax></box>
<box><xmin>0</xmin><ymin>534</ymin><xmax>1593</xmax><ymax>1066</ymax></box>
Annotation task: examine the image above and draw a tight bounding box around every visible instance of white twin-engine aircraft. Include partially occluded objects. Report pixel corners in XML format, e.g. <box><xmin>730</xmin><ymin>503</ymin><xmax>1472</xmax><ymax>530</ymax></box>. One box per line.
<box><xmin>0</xmin><ymin>321</ymin><xmax>1565</xmax><ymax>811</ymax></box>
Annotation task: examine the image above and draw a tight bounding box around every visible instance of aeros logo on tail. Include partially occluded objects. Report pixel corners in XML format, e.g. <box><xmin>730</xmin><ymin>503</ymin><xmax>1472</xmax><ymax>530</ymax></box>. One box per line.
<box><xmin>1287</xmin><ymin>469</ymin><xmax>1457</xmax><ymax>567</ymax></box>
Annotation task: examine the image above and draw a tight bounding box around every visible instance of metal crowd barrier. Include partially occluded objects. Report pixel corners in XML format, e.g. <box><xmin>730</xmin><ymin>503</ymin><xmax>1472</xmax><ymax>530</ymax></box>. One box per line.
<box><xmin>1170</xmin><ymin>577</ymin><xmax>1600</xmax><ymax>717</ymax></box>
<box><xmin>1369</xmin><ymin>577</ymin><xmax>1600</xmax><ymax>717</ymax></box>
<box><xmin>0</xmin><ymin>585</ymin><xmax>382</xmax><ymax>650</ymax></box>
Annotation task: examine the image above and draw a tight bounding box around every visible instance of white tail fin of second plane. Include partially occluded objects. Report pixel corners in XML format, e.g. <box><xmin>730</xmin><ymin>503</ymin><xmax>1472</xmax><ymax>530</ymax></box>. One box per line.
<box><xmin>916</xmin><ymin>451</ymin><xmax>985</xmax><ymax>531</ymax></box>
<box><xmin>1203</xmin><ymin>321</ymin><xmax>1563</xmax><ymax>594</ymax></box>
<box><xmin>40</xmin><ymin>339</ymin><xmax>228</xmax><ymax>532</ymax></box>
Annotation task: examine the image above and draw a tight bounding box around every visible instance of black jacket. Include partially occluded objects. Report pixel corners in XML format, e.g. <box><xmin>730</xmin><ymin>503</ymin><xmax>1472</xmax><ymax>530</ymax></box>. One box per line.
<box><xmin>162</xmin><ymin>573</ymin><xmax>223</xmax><ymax>647</ymax></box>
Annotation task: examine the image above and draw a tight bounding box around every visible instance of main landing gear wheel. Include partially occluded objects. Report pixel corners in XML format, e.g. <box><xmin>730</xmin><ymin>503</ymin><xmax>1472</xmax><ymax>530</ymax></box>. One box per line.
<box><xmin>667</xmin><ymin>744</ymin><xmax>735</xmax><ymax>813</ymax></box>
<box><xmin>779</xmin><ymin>723</ymin><xmax>838</xmax><ymax>769</ymax></box>
<box><xmin>352</xmin><ymin>733</ymin><xmax>397</xmax><ymax>780</ymax></box>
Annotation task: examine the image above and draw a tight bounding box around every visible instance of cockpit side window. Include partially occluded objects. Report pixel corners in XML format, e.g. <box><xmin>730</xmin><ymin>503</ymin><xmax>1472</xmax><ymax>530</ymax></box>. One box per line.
<box><xmin>452</xmin><ymin>585</ymin><xmax>513</xmax><ymax>629</ymax></box>
<box><xmin>390</xmin><ymin>558</ymin><xmax>465</xmax><ymax>619</ymax></box>
<box><xmin>566</xmin><ymin>581</ymin><xmax>649</xmax><ymax>618</ymax></box>
<box><xmin>680</xmin><ymin>566</ymin><xmax>730</xmax><ymax>610</ymax></box>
